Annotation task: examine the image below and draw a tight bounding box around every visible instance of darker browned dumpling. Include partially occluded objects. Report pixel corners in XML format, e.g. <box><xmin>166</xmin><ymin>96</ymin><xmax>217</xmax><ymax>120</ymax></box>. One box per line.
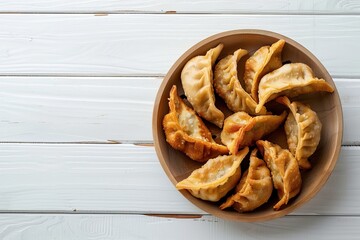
<box><xmin>256</xmin><ymin>140</ymin><xmax>302</xmax><ymax>210</ymax></box>
<box><xmin>220</xmin><ymin>149</ymin><xmax>273</xmax><ymax>212</ymax></box>
<box><xmin>163</xmin><ymin>85</ymin><xmax>228</xmax><ymax>162</ymax></box>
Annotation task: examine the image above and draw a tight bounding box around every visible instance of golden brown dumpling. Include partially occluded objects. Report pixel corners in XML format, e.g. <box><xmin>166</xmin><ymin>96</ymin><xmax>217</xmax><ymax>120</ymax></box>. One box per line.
<box><xmin>221</xmin><ymin>111</ymin><xmax>287</xmax><ymax>154</ymax></box>
<box><xmin>214</xmin><ymin>48</ymin><xmax>267</xmax><ymax>115</ymax></box>
<box><xmin>176</xmin><ymin>147</ymin><xmax>249</xmax><ymax>202</ymax></box>
<box><xmin>181</xmin><ymin>44</ymin><xmax>225</xmax><ymax>127</ymax></box>
<box><xmin>276</xmin><ymin>96</ymin><xmax>322</xmax><ymax>170</ymax></box>
<box><xmin>256</xmin><ymin>140</ymin><xmax>302</xmax><ymax>210</ymax></box>
<box><xmin>163</xmin><ymin>85</ymin><xmax>228</xmax><ymax>162</ymax></box>
<box><xmin>244</xmin><ymin>39</ymin><xmax>285</xmax><ymax>102</ymax></box>
<box><xmin>255</xmin><ymin>63</ymin><xmax>334</xmax><ymax>113</ymax></box>
<box><xmin>220</xmin><ymin>149</ymin><xmax>273</xmax><ymax>212</ymax></box>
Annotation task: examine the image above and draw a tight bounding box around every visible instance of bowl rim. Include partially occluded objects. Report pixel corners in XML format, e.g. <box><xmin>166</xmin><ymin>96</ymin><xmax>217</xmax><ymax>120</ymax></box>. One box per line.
<box><xmin>152</xmin><ymin>29</ymin><xmax>343</xmax><ymax>222</ymax></box>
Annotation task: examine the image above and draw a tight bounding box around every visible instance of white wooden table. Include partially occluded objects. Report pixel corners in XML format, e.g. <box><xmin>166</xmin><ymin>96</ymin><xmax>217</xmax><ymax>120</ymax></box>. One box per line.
<box><xmin>0</xmin><ymin>1</ymin><xmax>359</xmax><ymax>239</ymax></box>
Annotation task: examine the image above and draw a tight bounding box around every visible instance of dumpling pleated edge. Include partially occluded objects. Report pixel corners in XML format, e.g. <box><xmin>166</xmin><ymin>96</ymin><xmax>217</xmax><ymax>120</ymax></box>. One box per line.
<box><xmin>163</xmin><ymin>85</ymin><xmax>229</xmax><ymax>162</ymax></box>
<box><xmin>176</xmin><ymin>147</ymin><xmax>249</xmax><ymax>190</ymax></box>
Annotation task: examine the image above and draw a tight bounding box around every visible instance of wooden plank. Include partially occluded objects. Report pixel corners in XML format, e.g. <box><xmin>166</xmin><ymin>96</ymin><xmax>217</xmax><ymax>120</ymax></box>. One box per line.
<box><xmin>0</xmin><ymin>77</ymin><xmax>161</xmax><ymax>143</ymax></box>
<box><xmin>0</xmin><ymin>77</ymin><xmax>356</xmax><ymax>144</ymax></box>
<box><xmin>336</xmin><ymin>79</ymin><xmax>360</xmax><ymax>146</ymax></box>
<box><xmin>0</xmin><ymin>143</ymin><xmax>356</xmax><ymax>215</ymax></box>
<box><xmin>0</xmin><ymin>14</ymin><xmax>359</xmax><ymax>77</ymax></box>
<box><xmin>0</xmin><ymin>214</ymin><xmax>358</xmax><ymax>239</ymax></box>
<box><xmin>0</xmin><ymin>0</ymin><xmax>359</xmax><ymax>14</ymax></box>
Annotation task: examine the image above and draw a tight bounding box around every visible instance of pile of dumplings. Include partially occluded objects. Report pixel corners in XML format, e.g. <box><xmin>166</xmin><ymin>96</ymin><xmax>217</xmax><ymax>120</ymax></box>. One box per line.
<box><xmin>162</xmin><ymin>39</ymin><xmax>334</xmax><ymax>212</ymax></box>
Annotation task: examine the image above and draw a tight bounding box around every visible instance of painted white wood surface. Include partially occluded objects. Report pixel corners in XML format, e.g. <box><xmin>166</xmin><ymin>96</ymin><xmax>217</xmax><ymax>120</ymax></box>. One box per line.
<box><xmin>0</xmin><ymin>77</ymin><xmax>355</xmax><ymax>144</ymax></box>
<box><xmin>0</xmin><ymin>1</ymin><xmax>358</xmax><ymax>237</ymax></box>
<box><xmin>0</xmin><ymin>14</ymin><xmax>359</xmax><ymax>77</ymax></box>
<box><xmin>0</xmin><ymin>214</ymin><xmax>358</xmax><ymax>240</ymax></box>
<box><xmin>0</xmin><ymin>76</ymin><xmax>161</xmax><ymax>143</ymax></box>
<box><xmin>0</xmin><ymin>0</ymin><xmax>359</xmax><ymax>13</ymax></box>
<box><xmin>0</xmin><ymin>143</ymin><xmax>356</xmax><ymax>215</ymax></box>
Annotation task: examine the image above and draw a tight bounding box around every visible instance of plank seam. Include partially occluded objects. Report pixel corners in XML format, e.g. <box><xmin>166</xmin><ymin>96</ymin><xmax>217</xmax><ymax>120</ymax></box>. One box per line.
<box><xmin>0</xmin><ymin>211</ymin><xmax>358</xmax><ymax>217</ymax></box>
<box><xmin>0</xmin><ymin>74</ymin><xmax>357</xmax><ymax>79</ymax></box>
<box><xmin>0</xmin><ymin>211</ymin><xmax>358</xmax><ymax>218</ymax></box>
<box><xmin>0</xmin><ymin>74</ymin><xmax>166</xmax><ymax>78</ymax></box>
<box><xmin>0</xmin><ymin>142</ymin><xmax>356</xmax><ymax>148</ymax></box>
<box><xmin>0</xmin><ymin>12</ymin><xmax>358</xmax><ymax>16</ymax></box>
<box><xmin>0</xmin><ymin>140</ymin><xmax>154</xmax><ymax>144</ymax></box>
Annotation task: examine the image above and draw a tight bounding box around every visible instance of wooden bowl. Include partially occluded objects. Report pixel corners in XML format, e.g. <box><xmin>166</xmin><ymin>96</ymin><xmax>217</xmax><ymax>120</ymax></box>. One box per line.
<box><xmin>152</xmin><ymin>30</ymin><xmax>343</xmax><ymax>222</ymax></box>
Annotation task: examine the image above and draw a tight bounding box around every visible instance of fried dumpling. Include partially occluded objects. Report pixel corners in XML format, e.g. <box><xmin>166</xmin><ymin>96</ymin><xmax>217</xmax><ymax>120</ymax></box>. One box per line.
<box><xmin>255</xmin><ymin>63</ymin><xmax>334</xmax><ymax>113</ymax></box>
<box><xmin>220</xmin><ymin>149</ymin><xmax>273</xmax><ymax>212</ymax></box>
<box><xmin>244</xmin><ymin>39</ymin><xmax>285</xmax><ymax>102</ymax></box>
<box><xmin>214</xmin><ymin>48</ymin><xmax>267</xmax><ymax>115</ymax></box>
<box><xmin>276</xmin><ymin>96</ymin><xmax>322</xmax><ymax>170</ymax></box>
<box><xmin>176</xmin><ymin>147</ymin><xmax>249</xmax><ymax>202</ymax></box>
<box><xmin>221</xmin><ymin>111</ymin><xmax>287</xmax><ymax>154</ymax></box>
<box><xmin>256</xmin><ymin>140</ymin><xmax>302</xmax><ymax>210</ymax></box>
<box><xmin>163</xmin><ymin>85</ymin><xmax>228</xmax><ymax>162</ymax></box>
<box><xmin>181</xmin><ymin>44</ymin><xmax>225</xmax><ymax>128</ymax></box>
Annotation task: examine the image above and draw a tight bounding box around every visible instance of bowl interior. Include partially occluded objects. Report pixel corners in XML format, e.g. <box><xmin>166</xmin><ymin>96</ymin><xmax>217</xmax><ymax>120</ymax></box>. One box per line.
<box><xmin>153</xmin><ymin>30</ymin><xmax>343</xmax><ymax>222</ymax></box>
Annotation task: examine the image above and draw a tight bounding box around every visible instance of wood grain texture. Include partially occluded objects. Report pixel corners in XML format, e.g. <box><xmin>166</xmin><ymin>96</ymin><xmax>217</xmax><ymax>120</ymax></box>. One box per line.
<box><xmin>0</xmin><ymin>143</ymin><xmax>356</xmax><ymax>215</ymax></box>
<box><xmin>0</xmin><ymin>0</ymin><xmax>359</xmax><ymax>13</ymax></box>
<box><xmin>0</xmin><ymin>14</ymin><xmax>359</xmax><ymax>76</ymax></box>
<box><xmin>0</xmin><ymin>77</ymin><xmax>356</xmax><ymax>144</ymax></box>
<box><xmin>0</xmin><ymin>214</ymin><xmax>359</xmax><ymax>240</ymax></box>
<box><xmin>0</xmin><ymin>1</ymin><xmax>356</xmax><ymax>237</ymax></box>
<box><xmin>0</xmin><ymin>77</ymin><xmax>160</xmax><ymax>142</ymax></box>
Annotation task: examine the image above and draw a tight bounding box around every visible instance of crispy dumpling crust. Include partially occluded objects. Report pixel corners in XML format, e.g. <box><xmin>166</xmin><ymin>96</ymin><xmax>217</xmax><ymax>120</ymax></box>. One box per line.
<box><xmin>221</xmin><ymin>111</ymin><xmax>287</xmax><ymax>154</ymax></box>
<box><xmin>176</xmin><ymin>147</ymin><xmax>249</xmax><ymax>202</ymax></box>
<box><xmin>163</xmin><ymin>85</ymin><xmax>228</xmax><ymax>162</ymax></box>
<box><xmin>244</xmin><ymin>39</ymin><xmax>285</xmax><ymax>102</ymax></box>
<box><xmin>214</xmin><ymin>48</ymin><xmax>267</xmax><ymax>115</ymax></box>
<box><xmin>256</xmin><ymin>140</ymin><xmax>302</xmax><ymax>210</ymax></box>
<box><xmin>276</xmin><ymin>96</ymin><xmax>322</xmax><ymax>170</ymax></box>
<box><xmin>220</xmin><ymin>149</ymin><xmax>273</xmax><ymax>212</ymax></box>
<box><xmin>256</xmin><ymin>63</ymin><xmax>334</xmax><ymax>113</ymax></box>
<box><xmin>181</xmin><ymin>44</ymin><xmax>225</xmax><ymax>128</ymax></box>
